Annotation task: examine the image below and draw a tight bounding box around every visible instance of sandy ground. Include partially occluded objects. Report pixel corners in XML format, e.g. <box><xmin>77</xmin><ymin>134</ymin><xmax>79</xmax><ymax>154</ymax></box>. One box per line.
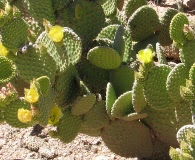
<box><xmin>0</xmin><ymin>122</ymin><xmax>137</xmax><ymax>160</ymax></box>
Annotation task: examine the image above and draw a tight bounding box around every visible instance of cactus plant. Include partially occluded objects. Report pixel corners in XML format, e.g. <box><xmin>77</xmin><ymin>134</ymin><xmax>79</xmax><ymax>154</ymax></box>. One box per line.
<box><xmin>1</xmin><ymin>0</ymin><xmax>195</xmax><ymax>159</ymax></box>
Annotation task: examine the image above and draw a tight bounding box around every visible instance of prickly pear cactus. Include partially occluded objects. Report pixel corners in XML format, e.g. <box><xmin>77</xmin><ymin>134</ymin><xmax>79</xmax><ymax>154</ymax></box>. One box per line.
<box><xmin>1</xmin><ymin>1</ymin><xmax>195</xmax><ymax>160</ymax></box>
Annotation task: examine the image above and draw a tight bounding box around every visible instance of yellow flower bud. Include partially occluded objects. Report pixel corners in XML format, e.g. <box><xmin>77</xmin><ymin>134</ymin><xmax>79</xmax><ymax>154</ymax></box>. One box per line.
<box><xmin>48</xmin><ymin>25</ymin><xmax>64</xmax><ymax>42</ymax></box>
<box><xmin>0</xmin><ymin>42</ymin><xmax>8</xmax><ymax>56</ymax></box>
<box><xmin>137</xmin><ymin>48</ymin><xmax>154</xmax><ymax>64</ymax></box>
<box><xmin>18</xmin><ymin>108</ymin><xmax>32</xmax><ymax>123</ymax></box>
<box><xmin>24</xmin><ymin>87</ymin><xmax>39</xmax><ymax>103</ymax></box>
<box><xmin>48</xmin><ymin>105</ymin><xmax>63</xmax><ymax>125</ymax></box>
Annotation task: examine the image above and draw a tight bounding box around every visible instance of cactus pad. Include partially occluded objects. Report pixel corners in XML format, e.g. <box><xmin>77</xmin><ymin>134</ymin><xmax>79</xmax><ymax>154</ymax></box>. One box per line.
<box><xmin>71</xmin><ymin>94</ymin><xmax>96</xmax><ymax>116</ymax></box>
<box><xmin>83</xmin><ymin>101</ymin><xmax>110</xmax><ymax>130</ymax></box>
<box><xmin>111</xmin><ymin>91</ymin><xmax>134</xmax><ymax>118</ymax></box>
<box><xmin>166</xmin><ymin>63</ymin><xmax>189</xmax><ymax>102</ymax></box>
<box><xmin>124</xmin><ymin>0</ymin><xmax>147</xmax><ymax>19</ymax></box>
<box><xmin>0</xmin><ymin>17</ymin><xmax>28</xmax><ymax>51</ymax></box>
<box><xmin>132</xmin><ymin>80</ymin><xmax>147</xmax><ymax>113</ymax></box>
<box><xmin>143</xmin><ymin>64</ymin><xmax>173</xmax><ymax>109</ymax></box>
<box><xmin>55</xmin><ymin>109</ymin><xmax>82</xmax><ymax>143</ymax></box>
<box><xmin>23</xmin><ymin>0</ymin><xmax>55</xmax><ymax>24</ymax></box>
<box><xmin>106</xmin><ymin>82</ymin><xmax>117</xmax><ymax>117</ymax></box>
<box><xmin>4</xmin><ymin>99</ymin><xmax>33</xmax><ymax>128</ymax></box>
<box><xmin>101</xmin><ymin>120</ymin><xmax>153</xmax><ymax>158</ymax></box>
<box><xmin>179</xmin><ymin>40</ymin><xmax>195</xmax><ymax>68</ymax></box>
<box><xmin>128</xmin><ymin>5</ymin><xmax>160</xmax><ymax>41</ymax></box>
<box><xmin>87</xmin><ymin>46</ymin><xmax>122</xmax><ymax>69</ymax></box>
<box><xmin>177</xmin><ymin>124</ymin><xmax>195</xmax><ymax>144</ymax></box>
<box><xmin>54</xmin><ymin>65</ymin><xmax>80</xmax><ymax>106</ymax></box>
<box><xmin>63</xmin><ymin>0</ymin><xmax>105</xmax><ymax>48</ymax></box>
<box><xmin>143</xmin><ymin>101</ymin><xmax>192</xmax><ymax>146</ymax></box>
<box><xmin>189</xmin><ymin>63</ymin><xmax>195</xmax><ymax>85</ymax></box>
<box><xmin>170</xmin><ymin>12</ymin><xmax>189</xmax><ymax>44</ymax></box>
<box><xmin>0</xmin><ymin>56</ymin><xmax>16</xmax><ymax>84</ymax></box>
<box><xmin>15</xmin><ymin>45</ymin><xmax>57</xmax><ymax>84</ymax></box>
<box><xmin>109</xmin><ymin>65</ymin><xmax>134</xmax><ymax>96</ymax></box>
<box><xmin>158</xmin><ymin>8</ymin><xmax>178</xmax><ymax>46</ymax></box>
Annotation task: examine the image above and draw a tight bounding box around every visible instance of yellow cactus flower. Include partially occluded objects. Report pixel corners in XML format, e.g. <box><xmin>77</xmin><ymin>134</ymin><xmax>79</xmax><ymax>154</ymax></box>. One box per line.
<box><xmin>137</xmin><ymin>48</ymin><xmax>154</xmax><ymax>64</ymax></box>
<box><xmin>0</xmin><ymin>43</ymin><xmax>8</xmax><ymax>56</ymax></box>
<box><xmin>48</xmin><ymin>105</ymin><xmax>63</xmax><ymax>125</ymax></box>
<box><xmin>24</xmin><ymin>87</ymin><xmax>39</xmax><ymax>103</ymax></box>
<box><xmin>18</xmin><ymin>108</ymin><xmax>32</xmax><ymax>123</ymax></box>
<box><xmin>48</xmin><ymin>25</ymin><xmax>64</xmax><ymax>42</ymax></box>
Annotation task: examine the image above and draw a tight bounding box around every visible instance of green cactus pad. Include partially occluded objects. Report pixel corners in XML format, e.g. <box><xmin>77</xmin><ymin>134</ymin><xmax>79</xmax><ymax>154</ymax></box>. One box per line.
<box><xmin>77</xmin><ymin>59</ymin><xmax>109</xmax><ymax>93</ymax></box>
<box><xmin>71</xmin><ymin>94</ymin><xmax>96</xmax><ymax>116</ymax></box>
<box><xmin>143</xmin><ymin>101</ymin><xmax>192</xmax><ymax>147</ymax></box>
<box><xmin>87</xmin><ymin>46</ymin><xmax>122</xmax><ymax>69</ymax></box>
<box><xmin>106</xmin><ymin>82</ymin><xmax>117</xmax><ymax>117</ymax></box>
<box><xmin>36</xmin><ymin>31</ymin><xmax>66</xmax><ymax>72</ymax></box>
<box><xmin>0</xmin><ymin>56</ymin><xmax>16</xmax><ymax>84</ymax></box>
<box><xmin>132</xmin><ymin>80</ymin><xmax>147</xmax><ymax>113</ymax></box>
<box><xmin>189</xmin><ymin>63</ymin><xmax>195</xmax><ymax>85</ymax></box>
<box><xmin>143</xmin><ymin>64</ymin><xmax>173</xmax><ymax>109</ymax></box>
<box><xmin>166</xmin><ymin>63</ymin><xmax>189</xmax><ymax>102</ymax></box>
<box><xmin>0</xmin><ymin>17</ymin><xmax>28</xmax><ymax>51</ymax></box>
<box><xmin>124</xmin><ymin>0</ymin><xmax>147</xmax><ymax>19</ymax></box>
<box><xmin>128</xmin><ymin>5</ymin><xmax>160</xmax><ymax>42</ymax></box>
<box><xmin>112</xmin><ymin>25</ymin><xmax>125</xmax><ymax>57</ymax></box>
<box><xmin>179</xmin><ymin>40</ymin><xmax>195</xmax><ymax>68</ymax></box>
<box><xmin>101</xmin><ymin>120</ymin><xmax>153</xmax><ymax>158</ymax></box>
<box><xmin>35</xmin><ymin>88</ymin><xmax>55</xmax><ymax>126</ymax></box>
<box><xmin>96</xmin><ymin>24</ymin><xmax>120</xmax><ymax>42</ymax></box>
<box><xmin>111</xmin><ymin>91</ymin><xmax>134</xmax><ymax>118</ymax></box>
<box><xmin>101</xmin><ymin>0</ymin><xmax>116</xmax><ymax>17</ymax></box>
<box><xmin>180</xmin><ymin>86</ymin><xmax>195</xmax><ymax>101</ymax></box>
<box><xmin>4</xmin><ymin>99</ymin><xmax>33</xmax><ymax>128</ymax></box>
<box><xmin>15</xmin><ymin>45</ymin><xmax>57</xmax><ymax>85</ymax></box>
<box><xmin>123</xmin><ymin>29</ymin><xmax>133</xmax><ymax>63</ymax></box>
<box><xmin>158</xmin><ymin>8</ymin><xmax>178</xmax><ymax>46</ymax></box>
<box><xmin>176</xmin><ymin>124</ymin><xmax>195</xmax><ymax>144</ymax></box>
<box><xmin>56</xmin><ymin>109</ymin><xmax>82</xmax><ymax>143</ymax></box>
<box><xmin>83</xmin><ymin>101</ymin><xmax>110</xmax><ymax>130</ymax></box>
<box><xmin>109</xmin><ymin>65</ymin><xmax>134</xmax><ymax>96</ymax></box>
<box><xmin>61</xmin><ymin>27</ymin><xmax>82</xmax><ymax>66</ymax></box>
<box><xmin>170</xmin><ymin>12</ymin><xmax>189</xmax><ymax>44</ymax></box>
<box><xmin>23</xmin><ymin>0</ymin><xmax>55</xmax><ymax>24</ymax></box>
<box><xmin>63</xmin><ymin>0</ymin><xmax>105</xmax><ymax>48</ymax></box>
<box><xmin>35</xmin><ymin>76</ymin><xmax>50</xmax><ymax>96</ymax></box>
<box><xmin>54</xmin><ymin>65</ymin><xmax>80</xmax><ymax>106</ymax></box>
<box><xmin>156</xmin><ymin>42</ymin><xmax>167</xmax><ymax>64</ymax></box>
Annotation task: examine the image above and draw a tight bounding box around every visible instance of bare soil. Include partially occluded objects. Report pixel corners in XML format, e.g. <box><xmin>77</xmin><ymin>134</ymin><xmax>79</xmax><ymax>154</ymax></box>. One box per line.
<box><xmin>0</xmin><ymin>1</ymin><xmax>194</xmax><ymax>160</ymax></box>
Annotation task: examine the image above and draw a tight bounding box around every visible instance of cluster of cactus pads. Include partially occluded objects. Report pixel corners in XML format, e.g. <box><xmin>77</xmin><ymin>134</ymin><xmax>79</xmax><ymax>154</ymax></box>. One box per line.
<box><xmin>0</xmin><ymin>0</ymin><xmax>195</xmax><ymax>159</ymax></box>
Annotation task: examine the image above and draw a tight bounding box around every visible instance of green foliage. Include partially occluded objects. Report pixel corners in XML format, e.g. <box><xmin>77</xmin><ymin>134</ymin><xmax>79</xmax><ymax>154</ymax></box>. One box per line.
<box><xmin>1</xmin><ymin>1</ymin><xmax>195</xmax><ymax>159</ymax></box>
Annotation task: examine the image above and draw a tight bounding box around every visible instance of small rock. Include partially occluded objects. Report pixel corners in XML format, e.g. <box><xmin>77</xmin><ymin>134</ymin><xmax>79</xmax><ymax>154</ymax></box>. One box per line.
<box><xmin>91</xmin><ymin>145</ymin><xmax>98</xmax><ymax>153</ymax></box>
<box><xmin>93</xmin><ymin>155</ymin><xmax>109</xmax><ymax>160</ymax></box>
<box><xmin>39</xmin><ymin>146</ymin><xmax>57</xmax><ymax>159</ymax></box>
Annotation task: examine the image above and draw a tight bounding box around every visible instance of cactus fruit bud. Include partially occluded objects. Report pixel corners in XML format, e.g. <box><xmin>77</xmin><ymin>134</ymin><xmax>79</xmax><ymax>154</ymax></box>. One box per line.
<box><xmin>48</xmin><ymin>105</ymin><xmax>63</xmax><ymax>125</ymax></box>
<box><xmin>137</xmin><ymin>48</ymin><xmax>154</xmax><ymax>64</ymax></box>
<box><xmin>0</xmin><ymin>42</ymin><xmax>8</xmax><ymax>56</ymax></box>
<box><xmin>17</xmin><ymin>108</ymin><xmax>33</xmax><ymax>123</ymax></box>
<box><xmin>48</xmin><ymin>25</ymin><xmax>64</xmax><ymax>42</ymax></box>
